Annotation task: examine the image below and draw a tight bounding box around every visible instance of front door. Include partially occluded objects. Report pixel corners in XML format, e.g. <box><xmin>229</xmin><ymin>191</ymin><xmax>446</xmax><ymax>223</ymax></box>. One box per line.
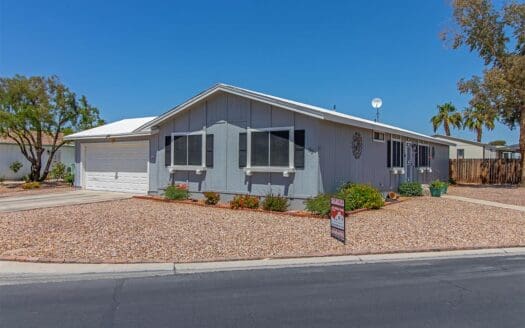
<box><xmin>405</xmin><ymin>142</ymin><xmax>416</xmax><ymax>182</ymax></box>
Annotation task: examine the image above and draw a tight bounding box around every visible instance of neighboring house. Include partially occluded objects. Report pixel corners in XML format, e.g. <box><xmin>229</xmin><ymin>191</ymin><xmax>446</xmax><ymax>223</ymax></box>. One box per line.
<box><xmin>65</xmin><ymin>84</ymin><xmax>452</xmax><ymax>207</ymax></box>
<box><xmin>433</xmin><ymin>134</ymin><xmax>521</xmax><ymax>160</ymax></box>
<box><xmin>497</xmin><ymin>144</ymin><xmax>521</xmax><ymax>160</ymax></box>
<box><xmin>0</xmin><ymin>133</ymin><xmax>75</xmax><ymax>180</ymax></box>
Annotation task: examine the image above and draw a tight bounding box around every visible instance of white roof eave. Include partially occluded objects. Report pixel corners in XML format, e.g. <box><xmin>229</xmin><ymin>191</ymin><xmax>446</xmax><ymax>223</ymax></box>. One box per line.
<box><xmin>64</xmin><ymin>130</ymin><xmax>156</xmax><ymax>141</ymax></box>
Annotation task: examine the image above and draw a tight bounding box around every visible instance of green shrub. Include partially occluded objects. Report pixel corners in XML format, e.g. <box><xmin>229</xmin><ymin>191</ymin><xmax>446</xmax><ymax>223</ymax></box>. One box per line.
<box><xmin>22</xmin><ymin>181</ymin><xmax>40</xmax><ymax>189</ymax></box>
<box><xmin>0</xmin><ymin>176</ymin><xmax>4</xmax><ymax>183</ymax></box>
<box><xmin>50</xmin><ymin>162</ymin><xmax>66</xmax><ymax>180</ymax></box>
<box><xmin>337</xmin><ymin>181</ymin><xmax>355</xmax><ymax>192</ymax></box>
<box><xmin>304</xmin><ymin>193</ymin><xmax>331</xmax><ymax>215</ymax></box>
<box><xmin>64</xmin><ymin>172</ymin><xmax>75</xmax><ymax>185</ymax></box>
<box><xmin>230</xmin><ymin>194</ymin><xmax>260</xmax><ymax>209</ymax></box>
<box><xmin>9</xmin><ymin>161</ymin><xmax>23</xmax><ymax>173</ymax></box>
<box><xmin>262</xmin><ymin>193</ymin><xmax>289</xmax><ymax>212</ymax></box>
<box><xmin>203</xmin><ymin>191</ymin><xmax>220</xmax><ymax>205</ymax></box>
<box><xmin>398</xmin><ymin>182</ymin><xmax>423</xmax><ymax>196</ymax></box>
<box><xmin>165</xmin><ymin>184</ymin><xmax>189</xmax><ymax>200</ymax></box>
<box><xmin>429</xmin><ymin>180</ymin><xmax>445</xmax><ymax>189</ymax></box>
<box><xmin>338</xmin><ymin>184</ymin><xmax>384</xmax><ymax>211</ymax></box>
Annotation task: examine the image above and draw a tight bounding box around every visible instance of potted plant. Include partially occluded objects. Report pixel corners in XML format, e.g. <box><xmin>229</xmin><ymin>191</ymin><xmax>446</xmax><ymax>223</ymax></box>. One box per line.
<box><xmin>429</xmin><ymin>180</ymin><xmax>443</xmax><ymax>197</ymax></box>
<box><xmin>440</xmin><ymin>181</ymin><xmax>449</xmax><ymax>194</ymax></box>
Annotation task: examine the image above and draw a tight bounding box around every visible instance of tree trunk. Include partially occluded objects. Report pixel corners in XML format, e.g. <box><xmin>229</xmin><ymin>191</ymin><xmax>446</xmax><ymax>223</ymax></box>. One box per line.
<box><xmin>444</xmin><ymin>122</ymin><xmax>451</xmax><ymax>136</ymax></box>
<box><xmin>476</xmin><ymin>128</ymin><xmax>482</xmax><ymax>143</ymax></box>
<box><xmin>520</xmin><ymin>105</ymin><xmax>525</xmax><ymax>187</ymax></box>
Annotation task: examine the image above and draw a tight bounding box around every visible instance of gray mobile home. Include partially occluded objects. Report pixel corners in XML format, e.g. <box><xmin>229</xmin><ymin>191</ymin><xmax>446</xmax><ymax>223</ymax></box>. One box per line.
<box><xmin>66</xmin><ymin>84</ymin><xmax>452</xmax><ymax>208</ymax></box>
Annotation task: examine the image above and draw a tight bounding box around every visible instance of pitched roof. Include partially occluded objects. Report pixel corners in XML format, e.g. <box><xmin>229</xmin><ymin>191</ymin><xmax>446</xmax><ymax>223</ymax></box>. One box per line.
<box><xmin>0</xmin><ymin>132</ymin><xmax>70</xmax><ymax>146</ymax></box>
<box><xmin>136</xmin><ymin>83</ymin><xmax>454</xmax><ymax>146</ymax></box>
<box><xmin>64</xmin><ymin>117</ymin><xmax>157</xmax><ymax>140</ymax></box>
<box><xmin>432</xmin><ymin>134</ymin><xmax>500</xmax><ymax>149</ymax></box>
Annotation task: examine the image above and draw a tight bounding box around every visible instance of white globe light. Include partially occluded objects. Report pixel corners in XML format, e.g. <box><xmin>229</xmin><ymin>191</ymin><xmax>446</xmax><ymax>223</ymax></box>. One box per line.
<box><xmin>371</xmin><ymin>98</ymin><xmax>382</xmax><ymax>109</ymax></box>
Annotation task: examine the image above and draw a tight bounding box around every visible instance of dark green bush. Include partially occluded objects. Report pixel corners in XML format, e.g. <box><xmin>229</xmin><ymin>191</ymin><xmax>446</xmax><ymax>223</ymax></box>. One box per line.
<box><xmin>230</xmin><ymin>194</ymin><xmax>260</xmax><ymax>209</ymax></box>
<box><xmin>338</xmin><ymin>184</ymin><xmax>384</xmax><ymax>211</ymax></box>
<box><xmin>203</xmin><ymin>191</ymin><xmax>220</xmax><ymax>205</ymax></box>
<box><xmin>304</xmin><ymin>193</ymin><xmax>331</xmax><ymax>215</ymax></box>
<box><xmin>165</xmin><ymin>184</ymin><xmax>189</xmax><ymax>200</ymax></box>
<box><xmin>262</xmin><ymin>193</ymin><xmax>289</xmax><ymax>212</ymax></box>
<box><xmin>64</xmin><ymin>172</ymin><xmax>75</xmax><ymax>185</ymax></box>
<box><xmin>398</xmin><ymin>182</ymin><xmax>423</xmax><ymax>196</ymax></box>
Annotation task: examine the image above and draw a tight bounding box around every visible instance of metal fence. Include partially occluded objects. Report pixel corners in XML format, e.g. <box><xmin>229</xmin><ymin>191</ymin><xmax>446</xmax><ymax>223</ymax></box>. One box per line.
<box><xmin>450</xmin><ymin>159</ymin><xmax>522</xmax><ymax>185</ymax></box>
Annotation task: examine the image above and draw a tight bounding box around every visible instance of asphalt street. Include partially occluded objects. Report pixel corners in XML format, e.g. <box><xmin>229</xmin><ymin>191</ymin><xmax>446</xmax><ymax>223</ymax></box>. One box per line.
<box><xmin>1</xmin><ymin>255</ymin><xmax>524</xmax><ymax>327</ymax></box>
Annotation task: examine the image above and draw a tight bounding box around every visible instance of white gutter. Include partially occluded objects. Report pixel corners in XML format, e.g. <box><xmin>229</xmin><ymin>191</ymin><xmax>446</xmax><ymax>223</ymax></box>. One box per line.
<box><xmin>64</xmin><ymin>130</ymin><xmax>157</xmax><ymax>141</ymax></box>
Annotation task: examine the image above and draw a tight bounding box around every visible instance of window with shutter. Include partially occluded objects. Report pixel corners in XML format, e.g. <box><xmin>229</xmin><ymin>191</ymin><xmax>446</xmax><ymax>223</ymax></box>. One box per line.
<box><xmin>206</xmin><ymin>134</ymin><xmax>214</xmax><ymax>167</ymax></box>
<box><xmin>294</xmin><ymin>130</ymin><xmax>305</xmax><ymax>169</ymax></box>
<box><xmin>165</xmin><ymin>136</ymin><xmax>171</xmax><ymax>167</ymax></box>
<box><xmin>239</xmin><ymin>133</ymin><xmax>247</xmax><ymax>168</ymax></box>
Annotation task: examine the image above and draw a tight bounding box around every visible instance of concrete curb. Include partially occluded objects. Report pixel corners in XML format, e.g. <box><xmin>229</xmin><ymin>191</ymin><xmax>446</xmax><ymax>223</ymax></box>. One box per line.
<box><xmin>3</xmin><ymin>247</ymin><xmax>524</xmax><ymax>277</ymax></box>
<box><xmin>0</xmin><ymin>261</ymin><xmax>174</xmax><ymax>275</ymax></box>
<box><xmin>173</xmin><ymin>247</ymin><xmax>525</xmax><ymax>274</ymax></box>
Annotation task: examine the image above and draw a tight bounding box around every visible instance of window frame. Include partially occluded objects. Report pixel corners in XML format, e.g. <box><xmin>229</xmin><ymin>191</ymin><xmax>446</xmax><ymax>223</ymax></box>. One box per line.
<box><xmin>244</xmin><ymin>126</ymin><xmax>296</xmax><ymax>175</ymax></box>
<box><xmin>388</xmin><ymin>135</ymin><xmax>404</xmax><ymax>169</ymax></box>
<box><xmin>169</xmin><ymin>130</ymin><xmax>208</xmax><ymax>173</ymax></box>
<box><xmin>373</xmin><ymin>131</ymin><xmax>385</xmax><ymax>143</ymax></box>
<box><xmin>416</xmin><ymin>143</ymin><xmax>430</xmax><ymax>168</ymax></box>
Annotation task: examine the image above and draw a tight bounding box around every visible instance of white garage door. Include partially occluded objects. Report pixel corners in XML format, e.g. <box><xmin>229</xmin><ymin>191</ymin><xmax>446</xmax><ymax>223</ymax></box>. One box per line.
<box><xmin>83</xmin><ymin>141</ymin><xmax>149</xmax><ymax>194</ymax></box>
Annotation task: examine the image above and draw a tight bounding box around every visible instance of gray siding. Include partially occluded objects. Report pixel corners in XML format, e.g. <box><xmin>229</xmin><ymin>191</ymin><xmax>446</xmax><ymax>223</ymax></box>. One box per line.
<box><xmin>151</xmin><ymin>91</ymin><xmax>450</xmax><ymax>199</ymax></box>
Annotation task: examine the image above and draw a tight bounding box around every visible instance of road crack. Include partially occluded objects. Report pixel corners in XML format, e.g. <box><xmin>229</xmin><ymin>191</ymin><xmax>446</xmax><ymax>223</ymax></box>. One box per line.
<box><xmin>102</xmin><ymin>278</ymin><xmax>126</xmax><ymax>328</ymax></box>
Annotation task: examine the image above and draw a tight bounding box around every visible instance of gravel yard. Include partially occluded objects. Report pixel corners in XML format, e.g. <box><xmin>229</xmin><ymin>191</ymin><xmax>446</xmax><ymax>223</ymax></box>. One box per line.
<box><xmin>0</xmin><ymin>182</ymin><xmax>74</xmax><ymax>198</ymax></box>
<box><xmin>448</xmin><ymin>185</ymin><xmax>525</xmax><ymax>206</ymax></box>
<box><xmin>0</xmin><ymin>197</ymin><xmax>524</xmax><ymax>263</ymax></box>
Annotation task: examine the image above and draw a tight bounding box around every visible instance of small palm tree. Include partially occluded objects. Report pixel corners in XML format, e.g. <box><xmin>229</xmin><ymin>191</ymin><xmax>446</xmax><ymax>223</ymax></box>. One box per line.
<box><xmin>431</xmin><ymin>102</ymin><xmax>462</xmax><ymax>136</ymax></box>
<box><xmin>462</xmin><ymin>104</ymin><xmax>496</xmax><ymax>142</ymax></box>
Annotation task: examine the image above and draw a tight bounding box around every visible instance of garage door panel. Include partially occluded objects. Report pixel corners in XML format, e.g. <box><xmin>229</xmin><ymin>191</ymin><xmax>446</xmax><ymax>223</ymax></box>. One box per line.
<box><xmin>83</xmin><ymin>141</ymin><xmax>149</xmax><ymax>194</ymax></box>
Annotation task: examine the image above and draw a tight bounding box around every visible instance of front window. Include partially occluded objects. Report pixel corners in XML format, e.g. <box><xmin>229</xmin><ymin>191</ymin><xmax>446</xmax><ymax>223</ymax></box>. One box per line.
<box><xmin>387</xmin><ymin>139</ymin><xmax>404</xmax><ymax>168</ymax></box>
<box><xmin>168</xmin><ymin>131</ymin><xmax>213</xmax><ymax>169</ymax></box>
<box><xmin>239</xmin><ymin>128</ymin><xmax>305</xmax><ymax>172</ymax></box>
<box><xmin>457</xmin><ymin>149</ymin><xmax>465</xmax><ymax>159</ymax></box>
<box><xmin>416</xmin><ymin>144</ymin><xmax>430</xmax><ymax>167</ymax></box>
<box><xmin>251</xmin><ymin>129</ymin><xmax>291</xmax><ymax>167</ymax></box>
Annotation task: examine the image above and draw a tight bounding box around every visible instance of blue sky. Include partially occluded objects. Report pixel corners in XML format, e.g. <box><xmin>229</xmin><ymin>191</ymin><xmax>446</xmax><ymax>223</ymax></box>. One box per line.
<box><xmin>0</xmin><ymin>0</ymin><xmax>519</xmax><ymax>144</ymax></box>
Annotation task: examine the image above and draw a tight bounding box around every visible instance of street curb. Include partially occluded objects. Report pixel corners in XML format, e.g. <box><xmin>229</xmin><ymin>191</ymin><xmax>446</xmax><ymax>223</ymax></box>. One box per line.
<box><xmin>2</xmin><ymin>247</ymin><xmax>524</xmax><ymax>277</ymax></box>
<box><xmin>173</xmin><ymin>247</ymin><xmax>525</xmax><ymax>274</ymax></box>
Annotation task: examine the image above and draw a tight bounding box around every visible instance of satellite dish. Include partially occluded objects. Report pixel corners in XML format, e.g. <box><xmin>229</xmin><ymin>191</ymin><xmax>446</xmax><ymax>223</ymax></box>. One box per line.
<box><xmin>371</xmin><ymin>98</ymin><xmax>383</xmax><ymax>109</ymax></box>
<box><xmin>371</xmin><ymin>98</ymin><xmax>383</xmax><ymax>122</ymax></box>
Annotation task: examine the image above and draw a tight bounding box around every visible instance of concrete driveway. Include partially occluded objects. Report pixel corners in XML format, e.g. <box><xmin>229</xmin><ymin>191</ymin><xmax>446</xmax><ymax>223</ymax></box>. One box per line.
<box><xmin>0</xmin><ymin>190</ymin><xmax>133</xmax><ymax>213</ymax></box>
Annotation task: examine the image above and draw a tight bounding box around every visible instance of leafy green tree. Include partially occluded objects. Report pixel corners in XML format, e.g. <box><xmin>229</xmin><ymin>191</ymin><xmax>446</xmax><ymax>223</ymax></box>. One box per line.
<box><xmin>0</xmin><ymin>75</ymin><xmax>104</xmax><ymax>181</ymax></box>
<box><xmin>443</xmin><ymin>0</ymin><xmax>525</xmax><ymax>185</ymax></box>
<box><xmin>431</xmin><ymin>102</ymin><xmax>463</xmax><ymax>136</ymax></box>
<box><xmin>462</xmin><ymin>104</ymin><xmax>496</xmax><ymax>142</ymax></box>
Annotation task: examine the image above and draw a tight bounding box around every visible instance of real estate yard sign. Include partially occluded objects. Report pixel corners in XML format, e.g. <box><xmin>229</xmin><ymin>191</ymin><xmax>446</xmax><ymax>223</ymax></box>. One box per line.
<box><xmin>330</xmin><ymin>197</ymin><xmax>345</xmax><ymax>244</ymax></box>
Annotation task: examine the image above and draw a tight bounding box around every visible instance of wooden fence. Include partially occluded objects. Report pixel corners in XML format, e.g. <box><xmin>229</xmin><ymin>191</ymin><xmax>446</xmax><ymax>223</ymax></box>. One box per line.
<box><xmin>450</xmin><ymin>159</ymin><xmax>522</xmax><ymax>185</ymax></box>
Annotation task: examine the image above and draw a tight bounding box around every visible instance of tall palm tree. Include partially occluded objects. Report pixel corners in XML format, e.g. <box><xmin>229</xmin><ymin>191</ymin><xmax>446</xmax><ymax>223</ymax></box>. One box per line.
<box><xmin>462</xmin><ymin>104</ymin><xmax>497</xmax><ymax>142</ymax></box>
<box><xmin>431</xmin><ymin>102</ymin><xmax>462</xmax><ymax>136</ymax></box>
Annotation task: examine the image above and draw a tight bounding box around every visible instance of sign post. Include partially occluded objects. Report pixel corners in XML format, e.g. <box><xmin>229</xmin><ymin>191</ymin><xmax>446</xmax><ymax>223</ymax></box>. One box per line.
<box><xmin>330</xmin><ymin>197</ymin><xmax>346</xmax><ymax>244</ymax></box>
